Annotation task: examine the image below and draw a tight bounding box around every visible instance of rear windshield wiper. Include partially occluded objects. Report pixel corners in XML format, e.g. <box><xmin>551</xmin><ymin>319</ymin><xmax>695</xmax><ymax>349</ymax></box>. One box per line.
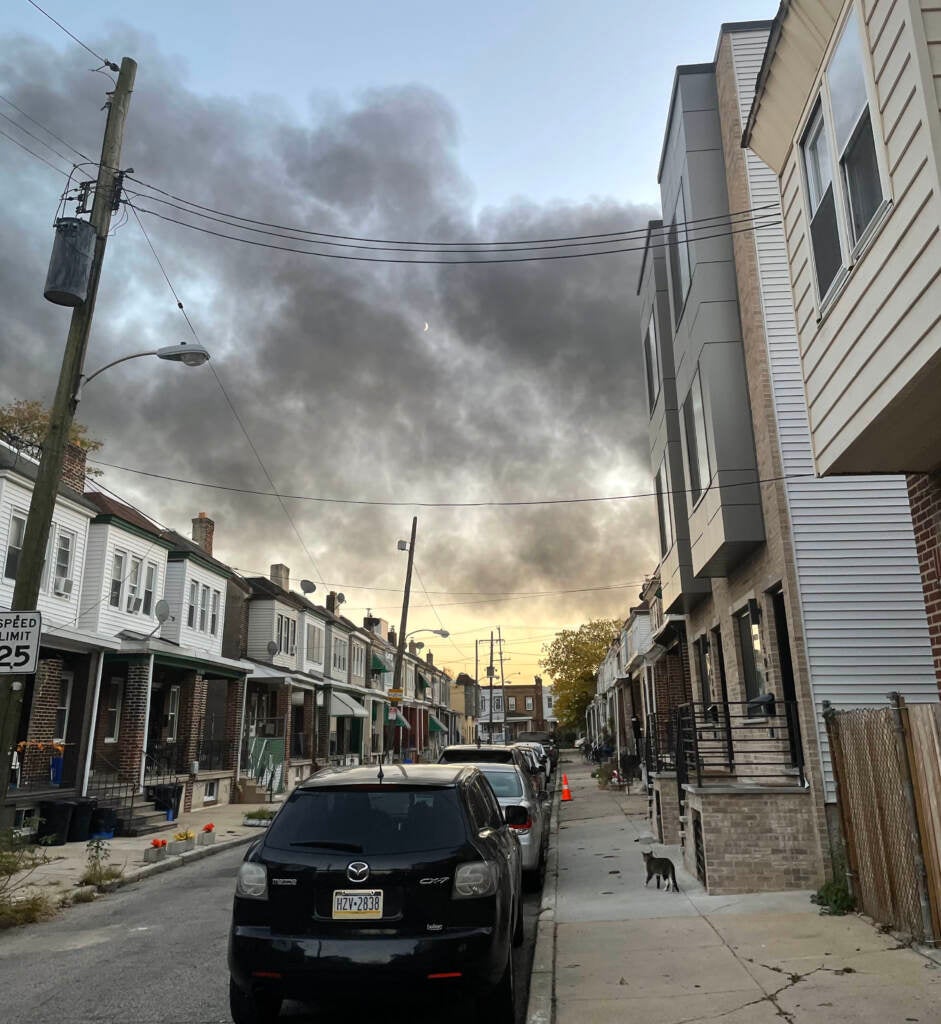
<box><xmin>289</xmin><ymin>840</ymin><xmax>364</xmax><ymax>852</ymax></box>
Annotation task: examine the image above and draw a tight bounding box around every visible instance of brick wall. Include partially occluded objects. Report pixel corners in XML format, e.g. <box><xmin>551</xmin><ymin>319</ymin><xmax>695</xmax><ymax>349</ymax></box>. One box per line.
<box><xmin>907</xmin><ymin>471</ymin><xmax>941</xmax><ymax>691</ymax></box>
<box><xmin>684</xmin><ymin>786</ymin><xmax>824</xmax><ymax>894</ymax></box>
<box><xmin>224</xmin><ymin>677</ymin><xmax>245</xmax><ymax>771</ymax></box>
<box><xmin>118</xmin><ymin>661</ymin><xmax>151</xmax><ymax>781</ymax></box>
<box><xmin>19</xmin><ymin>655</ymin><xmax>63</xmax><ymax>786</ymax></box>
<box><xmin>651</xmin><ymin>773</ymin><xmax>681</xmax><ymax>845</ymax></box>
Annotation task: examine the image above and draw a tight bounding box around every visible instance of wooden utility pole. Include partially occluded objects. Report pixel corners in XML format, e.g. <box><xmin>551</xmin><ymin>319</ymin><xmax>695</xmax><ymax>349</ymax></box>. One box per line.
<box><xmin>0</xmin><ymin>58</ymin><xmax>137</xmax><ymax>822</ymax></box>
<box><xmin>488</xmin><ymin>631</ymin><xmax>495</xmax><ymax>744</ymax></box>
<box><xmin>391</xmin><ymin>517</ymin><xmax>418</xmax><ymax>754</ymax></box>
<box><xmin>497</xmin><ymin>626</ymin><xmax>506</xmax><ymax>741</ymax></box>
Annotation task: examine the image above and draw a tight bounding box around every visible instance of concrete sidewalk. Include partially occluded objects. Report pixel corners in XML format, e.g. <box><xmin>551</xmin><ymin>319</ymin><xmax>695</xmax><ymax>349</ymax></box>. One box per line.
<box><xmin>10</xmin><ymin>799</ymin><xmax>263</xmax><ymax>904</ymax></box>
<box><xmin>551</xmin><ymin>755</ymin><xmax>940</xmax><ymax>1024</ymax></box>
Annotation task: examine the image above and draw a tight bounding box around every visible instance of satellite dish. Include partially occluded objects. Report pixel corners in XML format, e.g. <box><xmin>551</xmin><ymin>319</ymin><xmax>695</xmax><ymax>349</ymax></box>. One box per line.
<box><xmin>300</xmin><ymin>579</ymin><xmax>316</xmax><ymax>594</ymax></box>
<box><xmin>397</xmin><ymin>540</ymin><xmax>409</xmax><ymax>551</ymax></box>
<box><xmin>154</xmin><ymin>599</ymin><xmax>171</xmax><ymax>624</ymax></box>
<box><xmin>267</xmin><ymin>641</ymin><xmax>279</xmax><ymax>658</ymax></box>
<box><xmin>336</xmin><ymin>593</ymin><xmax>346</xmax><ymax>606</ymax></box>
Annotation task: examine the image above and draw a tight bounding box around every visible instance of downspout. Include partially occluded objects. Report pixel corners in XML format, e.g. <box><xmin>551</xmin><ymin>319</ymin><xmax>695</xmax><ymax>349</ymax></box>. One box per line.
<box><xmin>235</xmin><ymin>672</ymin><xmax>249</xmax><ymax>780</ymax></box>
<box><xmin>137</xmin><ymin>652</ymin><xmax>155</xmax><ymax>793</ymax></box>
<box><xmin>81</xmin><ymin>649</ymin><xmax>105</xmax><ymax>797</ymax></box>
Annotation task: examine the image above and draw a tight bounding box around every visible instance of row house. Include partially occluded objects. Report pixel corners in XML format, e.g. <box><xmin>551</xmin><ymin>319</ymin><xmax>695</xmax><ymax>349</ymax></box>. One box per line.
<box><xmin>503</xmin><ymin>676</ymin><xmax>549</xmax><ymax>740</ymax></box>
<box><xmin>633</xmin><ymin>19</ymin><xmax>937</xmax><ymax>893</ymax></box>
<box><xmin>742</xmin><ymin>0</ymin><xmax>941</xmax><ymax>690</ymax></box>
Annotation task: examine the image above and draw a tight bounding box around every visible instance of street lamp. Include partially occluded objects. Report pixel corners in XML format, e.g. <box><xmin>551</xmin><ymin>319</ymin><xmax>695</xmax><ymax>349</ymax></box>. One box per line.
<box><xmin>406</xmin><ymin>628</ymin><xmax>450</xmax><ymax>640</ymax></box>
<box><xmin>75</xmin><ymin>341</ymin><xmax>210</xmax><ymax>400</ymax></box>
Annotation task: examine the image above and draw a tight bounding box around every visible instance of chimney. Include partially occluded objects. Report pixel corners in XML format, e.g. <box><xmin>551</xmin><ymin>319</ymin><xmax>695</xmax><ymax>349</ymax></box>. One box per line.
<box><xmin>388</xmin><ymin>628</ymin><xmax>397</xmax><ymax>646</ymax></box>
<box><xmin>60</xmin><ymin>443</ymin><xmax>87</xmax><ymax>494</ymax></box>
<box><xmin>191</xmin><ymin>512</ymin><xmax>215</xmax><ymax>556</ymax></box>
<box><xmin>426</xmin><ymin>651</ymin><xmax>434</xmax><ymax>665</ymax></box>
<box><xmin>408</xmin><ymin>640</ymin><xmax>418</xmax><ymax>655</ymax></box>
<box><xmin>270</xmin><ymin>563</ymin><xmax>290</xmax><ymax>591</ymax></box>
<box><xmin>327</xmin><ymin>591</ymin><xmax>338</xmax><ymax>614</ymax></box>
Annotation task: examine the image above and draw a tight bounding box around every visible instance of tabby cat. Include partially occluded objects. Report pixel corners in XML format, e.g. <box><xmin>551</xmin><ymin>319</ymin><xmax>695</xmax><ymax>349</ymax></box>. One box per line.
<box><xmin>642</xmin><ymin>849</ymin><xmax>679</xmax><ymax>892</ymax></box>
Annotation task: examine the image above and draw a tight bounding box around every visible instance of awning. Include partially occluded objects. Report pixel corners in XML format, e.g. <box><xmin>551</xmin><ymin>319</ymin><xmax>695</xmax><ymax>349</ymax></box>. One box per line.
<box><xmin>428</xmin><ymin>713</ymin><xmax>447</xmax><ymax>734</ymax></box>
<box><xmin>371</xmin><ymin>653</ymin><xmax>392</xmax><ymax>673</ymax></box>
<box><xmin>384</xmin><ymin>705</ymin><xmax>410</xmax><ymax>729</ymax></box>
<box><xmin>417</xmin><ymin>673</ymin><xmax>429</xmax><ymax>690</ymax></box>
<box><xmin>329</xmin><ymin>692</ymin><xmax>367</xmax><ymax>718</ymax></box>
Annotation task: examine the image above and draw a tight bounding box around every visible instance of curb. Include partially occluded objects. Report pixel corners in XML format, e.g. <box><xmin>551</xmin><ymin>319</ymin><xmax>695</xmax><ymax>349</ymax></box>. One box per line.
<box><xmin>98</xmin><ymin>833</ymin><xmax>256</xmax><ymax>893</ymax></box>
<box><xmin>525</xmin><ymin>780</ymin><xmax>562</xmax><ymax>1024</ymax></box>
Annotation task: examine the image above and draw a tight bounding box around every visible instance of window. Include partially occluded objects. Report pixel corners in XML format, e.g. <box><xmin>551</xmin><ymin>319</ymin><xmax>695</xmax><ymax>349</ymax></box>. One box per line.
<box><xmin>276</xmin><ymin>613</ymin><xmax>295</xmax><ymax>654</ymax></box>
<box><xmin>187</xmin><ymin>581</ymin><xmax>198</xmax><ymax>627</ymax></box>
<box><xmin>682</xmin><ymin>371</ymin><xmax>710</xmax><ymax>504</ymax></box>
<box><xmin>54</xmin><ymin>671</ymin><xmax>73</xmax><ymax>743</ymax></box>
<box><xmin>643</xmin><ymin>310</ymin><xmax>661</xmax><ymax>413</ymax></box>
<box><xmin>352</xmin><ymin>644</ymin><xmax>365</xmax><ymax>677</ymax></box>
<box><xmin>53</xmin><ymin>529</ymin><xmax>74</xmax><ymax>594</ymax></box>
<box><xmin>166</xmin><ymin>685</ymin><xmax>181</xmax><ymax>742</ymax></box>
<box><xmin>801</xmin><ymin>8</ymin><xmax>885</xmax><ymax>299</ymax></box>
<box><xmin>507</xmin><ymin>696</ymin><xmax>517</xmax><ymax>712</ymax></box>
<box><xmin>104</xmin><ymin>679</ymin><xmax>123</xmax><ymax>742</ymax></box>
<box><xmin>547</xmin><ymin>696</ymin><xmax>553</xmax><ymax>710</ymax></box>
<box><xmin>210</xmin><ymin>590</ymin><xmax>220</xmax><ymax>636</ymax></box>
<box><xmin>142</xmin><ymin>562</ymin><xmax>157</xmax><ymax>616</ymax></box>
<box><xmin>126</xmin><ymin>556</ymin><xmax>142</xmax><ymax>613</ymax></box>
<box><xmin>655</xmin><ymin>455</ymin><xmax>674</xmax><ymax>557</ymax></box>
<box><xmin>332</xmin><ymin>636</ymin><xmax>348</xmax><ymax>673</ymax></box>
<box><xmin>696</xmin><ymin>635</ymin><xmax>713</xmax><ymax>706</ymax></box>
<box><xmin>525</xmin><ymin>696</ymin><xmax>534</xmax><ymax>712</ymax></box>
<box><xmin>40</xmin><ymin>530</ymin><xmax>54</xmax><ymax>591</ymax></box>
<box><xmin>306</xmin><ymin>623</ymin><xmax>324</xmax><ymax>663</ymax></box>
<box><xmin>737</xmin><ymin>605</ymin><xmax>767</xmax><ymax>706</ymax></box>
<box><xmin>668</xmin><ymin>183</ymin><xmax>692</xmax><ymax>324</ymax></box>
<box><xmin>4</xmin><ymin>512</ymin><xmax>26</xmax><ymax>580</ymax></box>
<box><xmin>203</xmin><ymin>779</ymin><xmax>217</xmax><ymax>803</ymax></box>
<box><xmin>199</xmin><ymin>584</ymin><xmax>209</xmax><ymax>632</ymax></box>
<box><xmin>110</xmin><ymin>550</ymin><xmax>126</xmax><ymax>608</ymax></box>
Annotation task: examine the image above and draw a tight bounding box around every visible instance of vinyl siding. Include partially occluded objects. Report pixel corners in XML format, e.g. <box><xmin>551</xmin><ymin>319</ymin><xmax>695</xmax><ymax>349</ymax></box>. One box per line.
<box><xmin>246</xmin><ymin>600</ymin><xmax>276</xmax><ymax>662</ymax></box>
<box><xmin>161</xmin><ymin>559</ymin><xmax>226</xmax><ymax>657</ymax></box>
<box><xmin>0</xmin><ymin>476</ymin><xmax>93</xmax><ymax>629</ymax></box>
<box><xmin>733</xmin><ymin>28</ymin><xmax>938</xmax><ymax>798</ymax></box>
<box><xmin>780</xmin><ymin>0</ymin><xmax>941</xmax><ymax>472</ymax></box>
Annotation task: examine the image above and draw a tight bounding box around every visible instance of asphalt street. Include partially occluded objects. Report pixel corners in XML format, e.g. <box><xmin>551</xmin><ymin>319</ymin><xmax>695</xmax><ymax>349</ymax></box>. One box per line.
<box><xmin>0</xmin><ymin>845</ymin><xmax>542</xmax><ymax>1024</ymax></box>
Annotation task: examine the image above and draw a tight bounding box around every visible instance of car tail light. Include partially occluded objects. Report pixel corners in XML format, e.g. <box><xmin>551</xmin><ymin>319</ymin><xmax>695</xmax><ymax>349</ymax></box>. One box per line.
<box><xmin>236</xmin><ymin>861</ymin><xmax>268</xmax><ymax>900</ymax></box>
<box><xmin>509</xmin><ymin>815</ymin><xmax>532</xmax><ymax>833</ymax></box>
<box><xmin>452</xmin><ymin>861</ymin><xmax>498</xmax><ymax>898</ymax></box>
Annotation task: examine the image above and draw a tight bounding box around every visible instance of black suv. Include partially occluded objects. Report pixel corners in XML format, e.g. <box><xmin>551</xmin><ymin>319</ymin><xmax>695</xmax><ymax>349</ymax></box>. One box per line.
<box><xmin>228</xmin><ymin>764</ymin><xmax>524</xmax><ymax>1023</ymax></box>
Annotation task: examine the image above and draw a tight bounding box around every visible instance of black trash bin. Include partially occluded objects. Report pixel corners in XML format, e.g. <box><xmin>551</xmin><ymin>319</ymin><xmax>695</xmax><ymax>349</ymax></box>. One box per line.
<box><xmin>37</xmin><ymin>800</ymin><xmax>76</xmax><ymax>846</ymax></box>
<box><xmin>67</xmin><ymin>798</ymin><xmax>98</xmax><ymax>842</ymax></box>
<box><xmin>89</xmin><ymin>806</ymin><xmax>118</xmax><ymax>839</ymax></box>
<box><xmin>150</xmin><ymin>783</ymin><xmax>183</xmax><ymax>820</ymax></box>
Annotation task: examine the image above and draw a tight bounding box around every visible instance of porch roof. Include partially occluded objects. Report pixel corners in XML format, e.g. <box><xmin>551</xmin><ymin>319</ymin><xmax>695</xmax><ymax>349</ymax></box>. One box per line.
<box><xmin>330</xmin><ymin>691</ymin><xmax>368</xmax><ymax>719</ymax></box>
<box><xmin>240</xmin><ymin>659</ymin><xmax>322</xmax><ymax>689</ymax></box>
<box><xmin>42</xmin><ymin>624</ymin><xmax>123</xmax><ymax>655</ymax></box>
<box><xmin>112</xmin><ymin>636</ymin><xmax>250</xmax><ymax>678</ymax></box>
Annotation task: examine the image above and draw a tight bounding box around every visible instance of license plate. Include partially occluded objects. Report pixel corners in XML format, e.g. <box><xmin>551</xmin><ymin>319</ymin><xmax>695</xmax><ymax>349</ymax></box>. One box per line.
<box><xmin>332</xmin><ymin>889</ymin><xmax>383</xmax><ymax>919</ymax></box>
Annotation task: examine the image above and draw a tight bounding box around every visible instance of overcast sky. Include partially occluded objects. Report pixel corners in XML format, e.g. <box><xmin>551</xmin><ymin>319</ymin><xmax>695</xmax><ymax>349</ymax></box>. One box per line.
<box><xmin>0</xmin><ymin>0</ymin><xmax>774</xmax><ymax>680</ymax></box>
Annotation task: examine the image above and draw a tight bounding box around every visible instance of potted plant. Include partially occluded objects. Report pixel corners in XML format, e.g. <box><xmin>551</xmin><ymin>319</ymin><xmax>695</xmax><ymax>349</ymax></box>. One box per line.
<box><xmin>172</xmin><ymin>829</ymin><xmax>195</xmax><ymax>853</ymax></box>
<box><xmin>242</xmin><ymin>807</ymin><xmax>276</xmax><ymax>828</ymax></box>
<box><xmin>196</xmin><ymin>822</ymin><xmax>216</xmax><ymax>847</ymax></box>
<box><xmin>143</xmin><ymin>838</ymin><xmax>168</xmax><ymax>864</ymax></box>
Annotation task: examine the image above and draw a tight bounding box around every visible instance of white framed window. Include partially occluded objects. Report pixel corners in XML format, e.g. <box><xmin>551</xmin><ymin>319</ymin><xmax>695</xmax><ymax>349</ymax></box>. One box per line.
<box><xmin>332</xmin><ymin>636</ymin><xmax>348</xmax><ymax>673</ymax></box>
<box><xmin>166</xmin><ymin>685</ymin><xmax>180</xmax><ymax>742</ymax></box>
<box><xmin>682</xmin><ymin>370</ymin><xmax>711</xmax><ymax>504</ymax></box>
<box><xmin>547</xmin><ymin>696</ymin><xmax>553</xmax><ymax>710</ymax></box>
<box><xmin>104</xmin><ymin>678</ymin><xmax>123</xmax><ymax>742</ymax></box>
<box><xmin>352</xmin><ymin>644</ymin><xmax>365</xmax><ymax>677</ymax></box>
<box><xmin>668</xmin><ymin>182</ymin><xmax>692</xmax><ymax>325</ymax></box>
<box><xmin>210</xmin><ymin>589</ymin><xmax>220</xmax><ymax>636</ymax></box>
<box><xmin>110</xmin><ymin>550</ymin><xmax>126</xmax><ymax>608</ymax></box>
<box><xmin>53</xmin><ymin>528</ymin><xmax>75</xmax><ymax>597</ymax></box>
<box><xmin>525</xmin><ymin>696</ymin><xmax>534</xmax><ymax>711</ymax></box>
<box><xmin>54</xmin><ymin>671</ymin><xmax>73</xmax><ymax>743</ymax></box>
<box><xmin>3</xmin><ymin>511</ymin><xmax>26</xmax><ymax>580</ymax></box>
<box><xmin>199</xmin><ymin>584</ymin><xmax>210</xmax><ymax>632</ymax></box>
<box><xmin>187</xmin><ymin>581</ymin><xmax>198</xmax><ymax>628</ymax></box>
<box><xmin>306</xmin><ymin>623</ymin><xmax>324</xmax><ymax>663</ymax></box>
<box><xmin>276</xmin><ymin>613</ymin><xmax>296</xmax><ymax>654</ymax></box>
<box><xmin>800</xmin><ymin>6</ymin><xmax>887</xmax><ymax>303</ymax></box>
<box><xmin>142</xmin><ymin>562</ymin><xmax>157</xmax><ymax>616</ymax></box>
<box><xmin>655</xmin><ymin>454</ymin><xmax>674</xmax><ymax>557</ymax></box>
<box><xmin>126</xmin><ymin>555</ymin><xmax>143</xmax><ymax>613</ymax></box>
<box><xmin>203</xmin><ymin>779</ymin><xmax>217</xmax><ymax>803</ymax></box>
<box><xmin>643</xmin><ymin>310</ymin><xmax>661</xmax><ymax>414</ymax></box>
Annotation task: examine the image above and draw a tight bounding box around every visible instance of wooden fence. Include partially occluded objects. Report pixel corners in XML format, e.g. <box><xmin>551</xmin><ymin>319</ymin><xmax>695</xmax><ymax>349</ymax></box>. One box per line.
<box><xmin>826</xmin><ymin>696</ymin><xmax>940</xmax><ymax>944</ymax></box>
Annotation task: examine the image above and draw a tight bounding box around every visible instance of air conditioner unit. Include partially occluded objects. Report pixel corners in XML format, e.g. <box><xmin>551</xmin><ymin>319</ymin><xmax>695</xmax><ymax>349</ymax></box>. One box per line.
<box><xmin>53</xmin><ymin>577</ymin><xmax>73</xmax><ymax>596</ymax></box>
<box><xmin>127</xmin><ymin>596</ymin><xmax>142</xmax><ymax>613</ymax></box>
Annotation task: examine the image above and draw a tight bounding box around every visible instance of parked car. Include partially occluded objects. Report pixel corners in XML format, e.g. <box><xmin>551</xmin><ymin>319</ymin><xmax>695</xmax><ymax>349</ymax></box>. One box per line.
<box><xmin>517</xmin><ymin>731</ymin><xmax>559</xmax><ymax>768</ymax></box>
<box><xmin>476</xmin><ymin>762</ymin><xmax>549</xmax><ymax>888</ymax></box>
<box><xmin>514</xmin><ymin>741</ymin><xmax>552</xmax><ymax>783</ymax></box>
<box><xmin>509</xmin><ymin>743</ymin><xmax>548</xmax><ymax>794</ymax></box>
<box><xmin>438</xmin><ymin>743</ymin><xmax>530</xmax><ymax>774</ymax></box>
<box><xmin>228</xmin><ymin>764</ymin><xmax>524</xmax><ymax>1024</ymax></box>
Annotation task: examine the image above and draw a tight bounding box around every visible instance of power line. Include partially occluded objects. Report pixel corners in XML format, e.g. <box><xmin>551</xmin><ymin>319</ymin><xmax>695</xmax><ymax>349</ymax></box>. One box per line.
<box><xmin>0</xmin><ymin>93</ymin><xmax>92</xmax><ymax>162</ymax></box>
<box><xmin>25</xmin><ymin>0</ymin><xmax>119</xmax><ymax>71</ymax></box>
<box><xmin>126</xmin><ymin>200</ymin><xmax>781</xmax><ymax>265</ymax></box>
<box><xmin>0</xmin><ymin>107</ymin><xmax>77</xmax><ymax>167</ymax></box>
<box><xmin>0</xmin><ymin>125</ymin><xmax>70</xmax><ymax>176</ymax></box>
<box><xmin>89</xmin><ymin>456</ymin><xmax>814</xmax><ymax>508</ymax></box>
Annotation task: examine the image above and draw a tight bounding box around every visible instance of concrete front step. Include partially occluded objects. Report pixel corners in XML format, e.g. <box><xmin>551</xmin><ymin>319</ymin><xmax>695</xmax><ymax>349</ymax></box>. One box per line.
<box><xmin>121</xmin><ymin>818</ymin><xmax>174</xmax><ymax>838</ymax></box>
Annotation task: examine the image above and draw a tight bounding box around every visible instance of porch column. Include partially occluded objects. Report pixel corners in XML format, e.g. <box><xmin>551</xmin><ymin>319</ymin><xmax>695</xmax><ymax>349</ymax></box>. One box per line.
<box><xmin>179</xmin><ymin>671</ymin><xmax>207</xmax><ymax>771</ymax></box>
<box><xmin>224</xmin><ymin>676</ymin><xmax>246</xmax><ymax>771</ymax></box>
<box><xmin>276</xmin><ymin>684</ymin><xmax>292</xmax><ymax>769</ymax></box>
<box><xmin>18</xmin><ymin>654</ymin><xmax>63</xmax><ymax>787</ymax></box>
<box><xmin>118</xmin><ymin>658</ymin><xmax>152</xmax><ymax>784</ymax></box>
<box><xmin>303</xmin><ymin>689</ymin><xmax>316</xmax><ymax>763</ymax></box>
<box><xmin>316</xmin><ymin>685</ymin><xmax>331</xmax><ymax>761</ymax></box>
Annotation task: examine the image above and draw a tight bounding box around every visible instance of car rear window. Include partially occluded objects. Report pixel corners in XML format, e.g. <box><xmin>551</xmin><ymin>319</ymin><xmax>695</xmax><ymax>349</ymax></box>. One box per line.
<box><xmin>264</xmin><ymin>787</ymin><xmax>468</xmax><ymax>854</ymax></box>
<box><xmin>480</xmin><ymin>769</ymin><xmax>523</xmax><ymax>799</ymax></box>
<box><xmin>439</xmin><ymin>748</ymin><xmax>513</xmax><ymax>764</ymax></box>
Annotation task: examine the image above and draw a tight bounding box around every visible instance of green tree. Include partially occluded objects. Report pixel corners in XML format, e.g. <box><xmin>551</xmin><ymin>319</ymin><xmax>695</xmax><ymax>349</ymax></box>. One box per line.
<box><xmin>0</xmin><ymin>400</ymin><xmax>102</xmax><ymax>474</ymax></box>
<box><xmin>540</xmin><ymin>618</ymin><xmax>619</xmax><ymax>729</ymax></box>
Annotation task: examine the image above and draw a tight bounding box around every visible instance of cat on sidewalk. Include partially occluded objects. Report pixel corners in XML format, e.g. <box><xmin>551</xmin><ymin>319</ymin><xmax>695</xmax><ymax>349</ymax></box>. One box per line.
<box><xmin>642</xmin><ymin>849</ymin><xmax>680</xmax><ymax>892</ymax></box>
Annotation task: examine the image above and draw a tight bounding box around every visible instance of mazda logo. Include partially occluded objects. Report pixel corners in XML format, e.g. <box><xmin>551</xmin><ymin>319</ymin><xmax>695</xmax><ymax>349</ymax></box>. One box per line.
<box><xmin>347</xmin><ymin>861</ymin><xmax>370</xmax><ymax>883</ymax></box>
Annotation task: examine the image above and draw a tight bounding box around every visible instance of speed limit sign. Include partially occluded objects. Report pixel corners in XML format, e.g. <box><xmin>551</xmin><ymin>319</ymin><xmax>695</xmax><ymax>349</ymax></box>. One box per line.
<box><xmin>0</xmin><ymin>611</ymin><xmax>42</xmax><ymax>674</ymax></box>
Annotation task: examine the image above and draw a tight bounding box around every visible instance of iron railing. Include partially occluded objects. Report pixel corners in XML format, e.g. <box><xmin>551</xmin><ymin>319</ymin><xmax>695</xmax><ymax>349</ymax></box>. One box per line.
<box><xmin>675</xmin><ymin>699</ymin><xmax>805</xmax><ymax>788</ymax></box>
<box><xmin>85</xmin><ymin>753</ymin><xmax>137</xmax><ymax>832</ymax></box>
<box><xmin>197</xmin><ymin>738</ymin><xmax>231</xmax><ymax>771</ymax></box>
<box><xmin>8</xmin><ymin>743</ymin><xmax>77</xmax><ymax>793</ymax></box>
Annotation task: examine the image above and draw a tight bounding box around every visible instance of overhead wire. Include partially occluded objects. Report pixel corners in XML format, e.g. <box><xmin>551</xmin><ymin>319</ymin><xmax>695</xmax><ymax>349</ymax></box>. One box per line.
<box><xmin>0</xmin><ymin>125</ymin><xmax>70</xmax><ymax>176</ymax></box>
<box><xmin>25</xmin><ymin>0</ymin><xmax>119</xmax><ymax>71</ymax></box>
<box><xmin>0</xmin><ymin>93</ymin><xmax>92</xmax><ymax>162</ymax></box>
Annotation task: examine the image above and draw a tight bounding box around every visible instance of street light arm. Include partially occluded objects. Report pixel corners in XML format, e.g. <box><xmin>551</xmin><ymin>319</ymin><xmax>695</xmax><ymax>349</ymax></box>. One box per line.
<box><xmin>80</xmin><ymin>350</ymin><xmax>160</xmax><ymax>394</ymax></box>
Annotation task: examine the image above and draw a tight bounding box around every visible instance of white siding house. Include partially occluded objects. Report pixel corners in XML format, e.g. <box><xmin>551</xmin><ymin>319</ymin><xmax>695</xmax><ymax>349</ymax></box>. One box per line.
<box><xmin>161</xmin><ymin>555</ymin><xmax>226</xmax><ymax>658</ymax></box>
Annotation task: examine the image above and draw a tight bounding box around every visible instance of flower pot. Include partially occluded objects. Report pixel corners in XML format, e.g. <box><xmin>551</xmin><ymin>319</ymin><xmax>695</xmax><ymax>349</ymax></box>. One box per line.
<box><xmin>143</xmin><ymin>846</ymin><xmax>167</xmax><ymax>864</ymax></box>
<box><xmin>196</xmin><ymin>831</ymin><xmax>216</xmax><ymax>846</ymax></box>
<box><xmin>172</xmin><ymin>838</ymin><xmax>195</xmax><ymax>854</ymax></box>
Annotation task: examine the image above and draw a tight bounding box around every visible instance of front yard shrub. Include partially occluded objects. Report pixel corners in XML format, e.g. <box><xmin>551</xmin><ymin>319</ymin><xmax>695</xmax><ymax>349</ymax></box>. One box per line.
<box><xmin>0</xmin><ymin>828</ymin><xmax>55</xmax><ymax>929</ymax></box>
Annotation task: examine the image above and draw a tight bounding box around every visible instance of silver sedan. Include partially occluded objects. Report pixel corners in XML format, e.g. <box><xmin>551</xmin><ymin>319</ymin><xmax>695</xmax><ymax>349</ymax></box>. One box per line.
<box><xmin>476</xmin><ymin>762</ymin><xmax>549</xmax><ymax>888</ymax></box>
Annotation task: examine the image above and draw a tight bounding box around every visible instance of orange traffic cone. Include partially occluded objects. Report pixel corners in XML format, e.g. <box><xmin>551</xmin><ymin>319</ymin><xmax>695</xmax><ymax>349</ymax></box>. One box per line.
<box><xmin>561</xmin><ymin>774</ymin><xmax>573</xmax><ymax>802</ymax></box>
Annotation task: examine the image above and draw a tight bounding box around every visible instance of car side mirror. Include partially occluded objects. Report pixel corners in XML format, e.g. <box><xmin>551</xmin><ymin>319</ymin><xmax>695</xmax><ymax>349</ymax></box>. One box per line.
<box><xmin>504</xmin><ymin>805</ymin><xmax>528</xmax><ymax>827</ymax></box>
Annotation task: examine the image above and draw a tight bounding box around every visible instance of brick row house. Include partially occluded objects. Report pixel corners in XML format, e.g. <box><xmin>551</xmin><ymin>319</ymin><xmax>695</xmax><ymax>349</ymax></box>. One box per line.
<box><xmin>2</xmin><ymin>439</ymin><xmax>466</xmax><ymax>832</ymax></box>
<box><xmin>620</xmin><ymin>19</ymin><xmax>938</xmax><ymax>894</ymax></box>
